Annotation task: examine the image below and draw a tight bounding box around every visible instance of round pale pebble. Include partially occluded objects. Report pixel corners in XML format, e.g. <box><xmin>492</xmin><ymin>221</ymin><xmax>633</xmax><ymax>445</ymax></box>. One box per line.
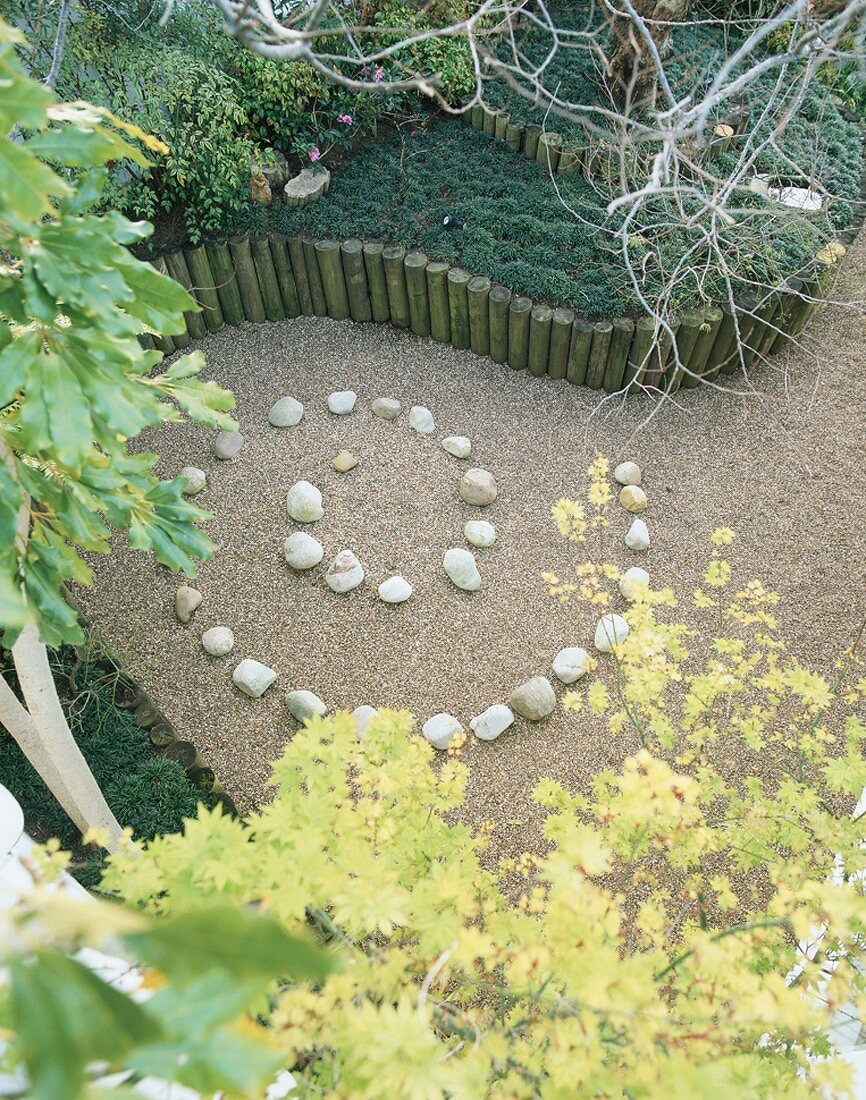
<box><xmin>619</xmin><ymin>485</ymin><xmax>648</xmax><ymax>513</ymax></box>
<box><xmin>232</xmin><ymin>659</ymin><xmax>277</xmax><ymax>699</ymax></box>
<box><xmin>268</xmin><ymin>396</ymin><xmax>304</xmax><ymax>427</ymax></box>
<box><xmin>286</xmin><ymin>481</ymin><xmax>324</xmax><ymax>523</ymax></box>
<box><xmin>442</xmin><ymin>435</ymin><xmax>471</xmax><ymax>459</ymax></box>
<box><xmin>620</xmin><ymin>566</ymin><xmax>650</xmax><ymax>600</ymax></box>
<box><xmin>332</xmin><ymin>450</ymin><xmax>358</xmax><ymax>473</ymax></box>
<box><xmin>353</xmin><ymin>704</ymin><xmax>379</xmax><ymax>739</ymax></box>
<box><xmin>214</xmin><ymin>429</ymin><xmax>244</xmax><ymax>461</ymax></box>
<box><xmin>614</xmin><ymin>461</ymin><xmax>642</xmax><ymax>486</ymax></box>
<box><xmin>285</xmin><ymin>689</ymin><xmax>327</xmax><ymax>721</ymax></box>
<box><xmin>464</xmin><ymin>520</ymin><xmax>496</xmax><ymax>548</ymax></box>
<box><xmin>459</xmin><ymin>468</ymin><xmax>497</xmax><ymax>506</ymax></box>
<box><xmin>443</xmin><ymin>547</ymin><xmax>481</xmax><ymax>592</ymax></box>
<box><xmin>325</xmin><ymin>550</ymin><xmax>364</xmax><ymax>593</ymax></box>
<box><xmin>201</xmin><ymin>626</ymin><xmax>234</xmax><ymax>657</ymax></box>
<box><xmin>179</xmin><ymin>466</ymin><xmax>207</xmax><ymax>496</ymax></box>
<box><xmin>327</xmin><ymin>390</ymin><xmax>357</xmax><ymax>415</ymax></box>
<box><xmin>552</xmin><ymin>647</ymin><xmax>590</xmax><ymax>684</ymax></box>
<box><xmin>595</xmin><ymin>613</ymin><xmax>630</xmax><ymax>653</ymax></box>
<box><xmin>409</xmin><ymin>405</ymin><xmax>436</xmax><ymax>434</ymax></box>
<box><xmin>625</xmin><ymin>518</ymin><xmax>650</xmax><ymax>552</ymax></box>
<box><xmin>509</xmin><ymin>676</ymin><xmax>556</xmax><ymax>721</ymax></box>
<box><xmin>470</xmin><ymin>704</ymin><xmax>514</xmax><ymax>742</ymax></box>
<box><xmin>378</xmin><ymin>576</ymin><xmax>413</xmax><ymax>603</ymax></box>
<box><xmin>174</xmin><ymin>586</ymin><xmax>202</xmax><ymax>624</ymax></box>
<box><xmin>372</xmin><ymin>397</ymin><xmax>401</xmax><ymax>420</ymax></box>
<box><xmin>422</xmin><ymin>713</ymin><xmax>462</xmax><ymax>751</ymax></box>
<box><xmin>284</xmin><ymin>531</ymin><xmax>324</xmax><ymax>570</ymax></box>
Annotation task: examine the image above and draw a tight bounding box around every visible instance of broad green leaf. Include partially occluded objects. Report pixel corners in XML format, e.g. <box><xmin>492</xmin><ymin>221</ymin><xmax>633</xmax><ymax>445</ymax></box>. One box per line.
<box><xmin>112</xmin><ymin>252</ymin><xmax>196</xmax><ymax>329</ymax></box>
<box><xmin>10</xmin><ymin>951</ymin><xmax>161</xmax><ymax>1100</ymax></box>
<box><xmin>0</xmin><ymin>139</ymin><xmax>67</xmax><ymax>221</ymax></box>
<box><xmin>128</xmin><ymin>1029</ymin><xmax>284</xmax><ymax>1097</ymax></box>
<box><xmin>0</xmin><ymin>330</ymin><xmax>41</xmax><ymax>406</ymax></box>
<box><xmin>145</xmin><ymin>971</ymin><xmax>268</xmax><ymax>1040</ymax></box>
<box><xmin>29</xmin><ymin>124</ymin><xmax>143</xmax><ymax>169</ymax></box>
<box><xmin>0</xmin><ymin>70</ymin><xmax>52</xmax><ymax>131</ymax></box>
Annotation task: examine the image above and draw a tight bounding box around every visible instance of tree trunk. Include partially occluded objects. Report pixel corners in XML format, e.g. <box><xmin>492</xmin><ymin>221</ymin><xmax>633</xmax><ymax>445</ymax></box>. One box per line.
<box><xmin>604</xmin><ymin>0</ymin><xmax>691</xmax><ymax>110</ymax></box>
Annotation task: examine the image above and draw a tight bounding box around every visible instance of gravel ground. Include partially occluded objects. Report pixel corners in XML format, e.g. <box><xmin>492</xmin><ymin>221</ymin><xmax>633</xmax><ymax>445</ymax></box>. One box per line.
<box><xmin>80</xmin><ymin>237</ymin><xmax>866</xmax><ymax>862</ymax></box>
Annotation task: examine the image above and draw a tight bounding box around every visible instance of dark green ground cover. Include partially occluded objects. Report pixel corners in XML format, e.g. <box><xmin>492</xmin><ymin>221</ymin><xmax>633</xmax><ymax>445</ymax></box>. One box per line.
<box><xmin>1</xmin><ymin>652</ymin><xmax>198</xmax><ymax>885</ymax></box>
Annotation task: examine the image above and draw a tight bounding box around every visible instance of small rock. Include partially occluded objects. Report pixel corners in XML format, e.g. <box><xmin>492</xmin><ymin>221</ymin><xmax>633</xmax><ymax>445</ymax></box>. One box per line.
<box><xmin>625</xmin><ymin>518</ymin><xmax>650</xmax><ymax>551</ymax></box>
<box><xmin>619</xmin><ymin>485</ymin><xmax>648</xmax><ymax>513</ymax></box>
<box><xmin>409</xmin><ymin>405</ymin><xmax>436</xmax><ymax>434</ymax></box>
<box><xmin>614</xmin><ymin>461</ymin><xmax>642</xmax><ymax>486</ymax></box>
<box><xmin>443</xmin><ymin>547</ymin><xmax>481</xmax><ymax>592</ymax></box>
<box><xmin>175</xmin><ymin>586</ymin><xmax>202</xmax><ymax>624</ymax></box>
<box><xmin>285</xmin><ymin>689</ymin><xmax>327</xmax><ymax>721</ymax></box>
<box><xmin>378</xmin><ymin>576</ymin><xmax>413</xmax><ymax>603</ymax></box>
<box><xmin>284</xmin><ymin>531</ymin><xmax>324</xmax><ymax>570</ymax></box>
<box><xmin>179</xmin><ymin>466</ymin><xmax>207</xmax><ymax>496</ymax></box>
<box><xmin>372</xmin><ymin>397</ymin><xmax>401</xmax><ymax>420</ymax></box>
<box><xmin>332</xmin><ymin>450</ymin><xmax>358</xmax><ymax>473</ymax></box>
<box><xmin>201</xmin><ymin>626</ymin><xmax>234</xmax><ymax>657</ymax></box>
<box><xmin>286</xmin><ymin>481</ymin><xmax>324</xmax><ymax>523</ymax></box>
<box><xmin>328</xmin><ymin>390</ymin><xmax>357</xmax><ymax>415</ymax></box>
<box><xmin>595</xmin><ymin>613</ymin><xmax>630</xmax><ymax>653</ymax></box>
<box><xmin>214</xmin><ymin>430</ymin><xmax>244</xmax><ymax>461</ymax></box>
<box><xmin>268</xmin><ymin>396</ymin><xmax>304</xmax><ymax>427</ymax></box>
<box><xmin>442</xmin><ymin>436</ymin><xmax>471</xmax><ymax>459</ymax></box>
<box><xmin>470</xmin><ymin>704</ymin><xmax>514</xmax><ymax>742</ymax></box>
<box><xmin>459</xmin><ymin>468</ymin><xmax>497</xmax><ymax>506</ymax></box>
<box><xmin>509</xmin><ymin>676</ymin><xmax>556</xmax><ymax>721</ymax></box>
<box><xmin>232</xmin><ymin>659</ymin><xmax>277</xmax><ymax>698</ymax></box>
<box><xmin>325</xmin><ymin>550</ymin><xmax>364</xmax><ymax>593</ymax></box>
<box><xmin>464</xmin><ymin>520</ymin><xmax>496</xmax><ymax>548</ymax></box>
<box><xmin>422</xmin><ymin>713</ymin><xmax>462</xmax><ymax>751</ymax></box>
<box><xmin>353</xmin><ymin>704</ymin><xmax>378</xmax><ymax>739</ymax></box>
<box><xmin>552</xmin><ymin>647</ymin><xmax>590</xmax><ymax>684</ymax></box>
<box><xmin>620</xmin><ymin>566</ymin><xmax>650</xmax><ymax>600</ymax></box>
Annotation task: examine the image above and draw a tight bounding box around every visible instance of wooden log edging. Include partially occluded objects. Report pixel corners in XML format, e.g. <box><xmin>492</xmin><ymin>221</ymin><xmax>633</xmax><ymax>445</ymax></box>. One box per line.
<box><xmin>151</xmin><ymin>228</ymin><xmax>848</xmax><ymax>395</ymax></box>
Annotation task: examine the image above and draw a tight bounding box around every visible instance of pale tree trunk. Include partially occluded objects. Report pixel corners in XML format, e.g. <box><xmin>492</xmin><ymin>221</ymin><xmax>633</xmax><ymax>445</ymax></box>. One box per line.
<box><xmin>605</xmin><ymin>0</ymin><xmax>692</xmax><ymax>110</ymax></box>
<box><xmin>1</xmin><ymin>444</ymin><xmax>123</xmax><ymax>852</ymax></box>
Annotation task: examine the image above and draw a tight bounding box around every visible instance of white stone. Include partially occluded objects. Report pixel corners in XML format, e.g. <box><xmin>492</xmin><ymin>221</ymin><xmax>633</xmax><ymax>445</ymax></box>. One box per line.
<box><xmin>552</xmin><ymin>647</ymin><xmax>590</xmax><ymax>684</ymax></box>
<box><xmin>422</xmin><ymin>713</ymin><xmax>462</xmax><ymax>751</ymax></box>
<box><xmin>625</xmin><ymin>518</ymin><xmax>650</xmax><ymax>552</ymax></box>
<box><xmin>214</xmin><ymin>430</ymin><xmax>244</xmax><ymax>460</ymax></box>
<box><xmin>179</xmin><ymin>466</ymin><xmax>206</xmax><ymax>496</ymax></box>
<box><xmin>284</xmin><ymin>531</ymin><xmax>324</xmax><ymax>570</ymax></box>
<box><xmin>201</xmin><ymin>626</ymin><xmax>234</xmax><ymax>657</ymax></box>
<box><xmin>595</xmin><ymin>613</ymin><xmax>630</xmax><ymax>653</ymax></box>
<box><xmin>285</xmin><ymin>689</ymin><xmax>327</xmax><ymax>721</ymax></box>
<box><xmin>464</xmin><ymin>520</ymin><xmax>496</xmax><ymax>548</ymax></box>
<box><xmin>442</xmin><ymin>435</ymin><xmax>471</xmax><ymax>459</ymax></box>
<box><xmin>443</xmin><ymin>547</ymin><xmax>481</xmax><ymax>591</ymax></box>
<box><xmin>325</xmin><ymin>550</ymin><xmax>364</xmax><ymax>593</ymax></box>
<box><xmin>371</xmin><ymin>397</ymin><xmax>401</xmax><ymax>420</ymax></box>
<box><xmin>509</xmin><ymin>676</ymin><xmax>556</xmax><ymax>721</ymax></box>
<box><xmin>353</xmin><ymin>705</ymin><xmax>378</xmax><ymax>739</ymax></box>
<box><xmin>286</xmin><ymin>480</ymin><xmax>324</xmax><ymax>523</ymax></box>
<box><xmin>328</xmin><ymin>390</ymin><xmax>357</xmax><ymax>415</ymax></box>
<box><xmin>769</xmin><ymin>184</ymin><xmax>823</xmax><ymax>212</ymax></box>
<box><xmin>268</xmin><ymin>396</ymin><xmax>304</xmax><ymax>427</ymax></box>
<box><xmin>459</xmin><ymin>468</ymin><xmax>497</xmax><ymax>506</ymax></box>
<box><xmin>378</xmin><ymin>576</ymin><xmax>412</xmax><ymax>603</ymax></box>
<box><xmin>614</xmin><ymin>461</ymin><xmax>642</xmax><ymax>487</ymax></box>
<box><xmin>232</xmin><ymin>659</ymin><xmax>277</xmax><ymax>698</ymax></box>
<box><xmin>409</xmin><ymin>405</ymin><xmax>435</xmax><ymax>434</ymax></box>
<box><xmin>620</xmin><ymin>566</ymin><xmax>650</xmax><ymax>600</ymax></box>
<box><xmin>174</xmin><ymin>586</ymin><xmax>202</xmax><ymax>624</ymax></box>
<box><xmin>619</xmin><ymin>485</ymin><xmax>647</xmax><ymax>513</ymax></box>
<box><xmin>470</xmin><ymin>704</ymin><xmax>514</xmax><ymax>742</ymax></box>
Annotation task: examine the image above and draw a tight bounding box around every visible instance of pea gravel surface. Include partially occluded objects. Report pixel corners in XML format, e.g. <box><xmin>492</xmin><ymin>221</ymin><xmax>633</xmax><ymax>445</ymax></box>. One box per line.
<box><xmin>80</xmin><ymin>237</ymin><xmax>866</xmax><ymax>863</ymax></box>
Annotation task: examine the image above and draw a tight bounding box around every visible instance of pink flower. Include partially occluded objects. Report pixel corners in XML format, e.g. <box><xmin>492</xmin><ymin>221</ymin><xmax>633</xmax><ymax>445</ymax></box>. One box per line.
<box><xmin>308</xmin><ymin>147</ymin><xmax>321</xmax><ymax>162</ymax></box>
<box><xmin>337</xmin><ymin>113</ymin><xmax>353</xmax><ymax>125</ymax></box>
<box><xmin>374</xmin><ymin>66</ymin><xmax>384</xmax><ymax>82</ymax></box>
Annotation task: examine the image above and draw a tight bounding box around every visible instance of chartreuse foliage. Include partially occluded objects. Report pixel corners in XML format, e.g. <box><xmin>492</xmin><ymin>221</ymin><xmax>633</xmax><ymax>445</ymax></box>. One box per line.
<box><xmin>0</xmin><ymin>20</ymin><xmax>235</xmax><ymax>649</ymax></box>
<box><xmin>91</xmin><ymin>483</ymin><xmax>866</xmax><ymax>1097</ymax></box>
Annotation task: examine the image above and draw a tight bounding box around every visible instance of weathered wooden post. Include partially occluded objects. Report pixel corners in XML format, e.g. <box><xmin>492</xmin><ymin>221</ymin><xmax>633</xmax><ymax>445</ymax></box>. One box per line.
<box><xmin>585</xmin><ymin>321</ymin><xmax>613</xmax><ymax>389</ymax></box>
<box><xmin>302</xmin><ymin>238</ymin><xmax>328</xmax><ymax>316</ymax></box>
<box><xmin>680</xmin><ymin>307</ymin><xmax>723</xmax><ymax>388</ymax></box>
<box><xmin>467</xmin><ymin>276</ymin><xmax>491</xmax><ymax>357</ymax></box>
<box><xmin>547</xmin><ymin>307</ymin><xmax>574</xmax><ymax>379</ymax></box>
<box><xmin>204</xmin><ymin>241</ymin><xmax>245</xmax><ymax>326</ymax></box>
<box><xmin>314</xmin><ymin>240</ymin><xmax>351</xmax><ymax>321</ymax></box>
<box><xmin>426</xmin><ymin>261</ymin><xmax>451</xmax><ymax>343</ymax></box>
<box><xmin>383</xmin><ymin>245</ymin><xmax>411</xmax><ymax>328</ymax></box>
<box><xmin>527</xmin><ymin>304</ymin><xmax>553</xmax><ymax>377</ymax></box>
<box><xmin>489</xmin><ymin>286</ymin><xmax>512</xmax><ymax>364</ymax></box>
<box><xmin>164</xmin><ymin>250</ymin><xmax>207</xmax><ymax>340</ymax></box>
<box><xmin>603</xmin><ymin>318</ymin><xmax>635</xmax><ymax>393</ymax></box>
<box><xmin>286</xmin><ymin>237</ymin><xmax>314</xmax><ymax>316</ymax></box>
<box><xmin>184</xmin><ymin>244</ymin><xmax>225</xmax><ymax>331</ymax></box>
<box><xmin>363</xmin><ymin>242</ymin><xmax>391</xmax><ymax>323</ymax></box>
<box><xmin>228</xmin><ymin>236</ymin><xmax>265</xmax><ymax>322</ymax></box>
<box><xmin>566</xmin><ymin>319</ymin><xmax>594</xmax><ymax>386</ymax></box>
<box><xmin>447</xmin><ymin>268</ymin><xmax>471</xmax><ymax>349</ymax></box>
<box><xmin>251</xmin><ymin>235</ymin><xmax>286</xmax><ymax>322</ymax></box>
<box><xmin>404</xmin><ymin>251</ymin><xmax>431</xmax><ymax>336</ymax></box>
<box><xmin>341</xmin><ymin>238</ymin><xmax>372</xmax><ymax>322</ymax></box>
<box><xmin>268</xmin><ymin>234</ymin><xmax>301</xmax><ymax>318</ymax></box>
<box><xmin>507</xmin><ymin>297</ymin><xmax>532</xmax><ymax>369</ymax></box>
<box><xmin>623</xmin><ymin>316</ymin><xmax>656</xmax><ymax>392</ymax></box>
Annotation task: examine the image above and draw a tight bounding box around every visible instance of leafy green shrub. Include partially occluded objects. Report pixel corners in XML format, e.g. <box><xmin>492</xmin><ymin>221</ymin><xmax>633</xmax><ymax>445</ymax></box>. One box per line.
<box><xmin>105</xmin><ymin>757</ymin><xmax>198</xmax><ymax>840</ymax></box>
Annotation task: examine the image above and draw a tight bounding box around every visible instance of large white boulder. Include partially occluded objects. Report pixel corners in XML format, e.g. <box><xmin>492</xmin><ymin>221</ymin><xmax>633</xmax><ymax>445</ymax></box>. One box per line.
<box><xmin>614</xmin><ymin>461</ymin><xmax>642</xmax><ymax>486</ymax></box>
<box><xmin>353</xmin><ymin>705</ymin><xmax>379</xmax><ymax>739</ymax></box>
<box><xmin>287</xmin><ymin>481</ymin><xmax>324</xmax><ymax>523</ymax></box>
<box><xmin>285</xmin><ymin>689</ymin><xmax>327</xmax><ymax>721</ymax></box>
<box><xmin>464</xmin><ymin>520</ymin><xmax>496</xmax><ymax>548</ymax></box>
<box><xmin>327</xmin><ymin>390</ymin><xmax>357</xmax><ymax>415</ymax></box>
<box><xmin>325</xmin><ymin>550</ymin><xmax>364</xmax><ymax>593</ymax></box>
<box><xmin>619</xmin><ymin>485</ymin><xmax>647</xmax><ymax>513</ymax></box>
<box><xmin>594</xmin><ymin>613</ymin><xmax>630</xmax><ymax>653</ymax></box>
<box><xmin>442</xmin><ymin>436</ymin><xmax>471</xmax><ymax>459</ymax></box>
<box><xmin>470</xmin><ymin>704</ymin><xmax>514</xmax><ymax>741</ymax></box>
<box><xmin>372</xmin><ymin>397</ymin><xmax>401</xmax><ymax>420</ymax></box>
<box><xmin>175</xmin><ymin>586</ymin><xmax>202</xmax><ymax>624</ymax></box>
<box><xmin>201</xmin><ymin>626</ymin><xmax>235</xmax><ymax>657</ymax></box>
<box><xmin>232</xmin><ymin>659</ymin><xmax>277</xmax><ymax>698</ymax></box>
<box><xmin>422</xmin><ymin>713</ymin><xmax>462</xmax><ymax>750</ymax></box>
<box><xmin>552</xmin><ymin>647</ymin><xmax>590</xmax><ymax>684</ymax></box>
<box><xmin>409</xmin><ymin>405</ymin><xmax>436</xmax><ymax>434</ymax></box>
<box><xmin>378</xmin><ymin>576</ymin><xmax>413</xmax><ymax>603</ymax></box>
<box><xmin>179</xmin><ymin>466</ymin><xmax>207</xmax><ymax>496</ymax></box>
<box><xmin>284</xmin><ymin>531</ymin><xmax>324</xmax><ymax>570</ymax></box>
<box><xmin>268</xmin><ymin>396</ymin><xmax>304</xmax><ymax>427</ymax></box>
<box><xmin>625</xmin><ymin>518</ymin><xmax>650</xmax><ymax>551</ymax></box>
<box><xmin>620</xmin><ymin>566</ymin><xmax>650</xmax><ymax>600</ymax></box>
<box><xmin>459</xmin><ymin>468</ymin><xmax>497</xmax><ymax>506</ymax></box>
<box><xmin>443</xmin><ymin>548</ymin><xmax>481</xmax><ymax>591</ymax></box>
<box><xmin>214</xmin><ymin>430</ymin><xmax>244</xmax><ymax>460</ymax></box>
<box><xmin>510</xmin><ymin>676</ymin><xmax>556</xmax><ymax>721</ymax></box>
